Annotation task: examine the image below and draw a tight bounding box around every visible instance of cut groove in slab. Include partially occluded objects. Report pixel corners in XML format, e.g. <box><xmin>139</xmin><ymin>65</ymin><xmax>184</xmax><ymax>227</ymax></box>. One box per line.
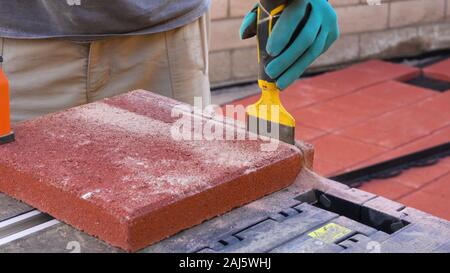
<box><xmin>0</xmin><ymin>90</ymin><xmax>303</xmax><ymax>252</ymax></box>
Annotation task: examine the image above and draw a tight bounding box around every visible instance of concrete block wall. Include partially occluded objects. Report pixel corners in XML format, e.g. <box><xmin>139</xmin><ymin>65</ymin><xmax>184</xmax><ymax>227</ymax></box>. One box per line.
<box><xmin>209</xmin><ymin>0</ymin><xmax>450</xmax><ymax>87</ymax></box>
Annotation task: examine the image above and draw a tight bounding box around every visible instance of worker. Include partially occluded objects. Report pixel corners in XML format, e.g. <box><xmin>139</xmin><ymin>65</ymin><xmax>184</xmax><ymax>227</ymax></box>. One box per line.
<box><xmin>0</xmin><ymin>0</ymin><xmax>338</xmax><ymax>122</ymax></box>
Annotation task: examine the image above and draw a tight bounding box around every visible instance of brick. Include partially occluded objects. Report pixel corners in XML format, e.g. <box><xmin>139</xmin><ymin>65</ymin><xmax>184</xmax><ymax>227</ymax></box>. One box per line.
<box><xmin>209</xmin><ymin>51</ymin><xmax>232</xmax><ymax>84</ymax></box>
<box><xmin>359</xmin><ymin>27</ymin><xmax>420</xmax><ymax>59</ymax></box>
<box><xmin>210</xmin><ymin>0</ymin><xmax>228</xmax><ymax>20</ymax></box>
<box><xmin>231</xmin><ymin>47</ymin><xmax>259</xmax><ymax>79</ymax></box>
<box><xmin>335</xmin><ymin>4</ymin><xmax>389</xmax><ymax>34</ymax></box>
<box><xmin>210</xmin><ymin>19</ymin><xmax>255</xmax><ymax>51</ymax></box>
<box><xmin>329</xmin><ymin>0</ymin><xmax>360</xmax><ymax>6</ymax></box>
<box><xmin>312</xmin><ymin>34</ymin><xmax>360</xmax><ymax>67</ymax></box>
<box><xmin>389</xmin><ymin>0</ymin><xmax>445</xmax><ymax>28</ymax></box>
<box><xmin>418</xmin><ymin>22</ymin><xmax>450</xmax><ymax>51</ymax></box>
<box><xmin>0</xmin><ymin>90</ymin><xmax>303</xmax><ymax>252</ymax></box>
<box><xmin>423</xmin><ymin>58</ymin><xmax>450</xmax><ymax>82</ymax></box>
<box><xmin>229</xmin><ymin>0</ymin><xmax>255</xmax><ymax>17</ymax></box>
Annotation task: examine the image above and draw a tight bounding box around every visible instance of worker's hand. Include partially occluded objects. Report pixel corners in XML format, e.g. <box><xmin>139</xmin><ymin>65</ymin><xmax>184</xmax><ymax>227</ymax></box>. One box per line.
<box><xmin>240</xmin><ymin>0</ymin><xmax>339</xmax><ymax>90</ymax></box>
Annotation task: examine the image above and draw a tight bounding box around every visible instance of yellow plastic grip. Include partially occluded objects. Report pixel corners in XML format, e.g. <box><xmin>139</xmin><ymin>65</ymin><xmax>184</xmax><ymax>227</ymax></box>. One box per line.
<box><xmin>246</xmin><ymin>80</ymin><xmax>296</xmax><ymax>128</ymax></box>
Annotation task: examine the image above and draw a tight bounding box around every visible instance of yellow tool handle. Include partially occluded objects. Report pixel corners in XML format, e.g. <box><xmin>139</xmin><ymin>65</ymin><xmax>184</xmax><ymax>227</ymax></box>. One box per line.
<box><xmin>248</xmin><ymin>0</ymin><xmax>295</xmax><ymax>128</ymax></box>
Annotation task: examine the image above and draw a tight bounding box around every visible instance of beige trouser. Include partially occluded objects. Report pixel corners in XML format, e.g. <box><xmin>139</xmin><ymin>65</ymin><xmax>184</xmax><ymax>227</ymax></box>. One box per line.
<box><xmin>1</xmin><ymin>14</ymin><xmax>211</xmax><ymax>122</ymax></box>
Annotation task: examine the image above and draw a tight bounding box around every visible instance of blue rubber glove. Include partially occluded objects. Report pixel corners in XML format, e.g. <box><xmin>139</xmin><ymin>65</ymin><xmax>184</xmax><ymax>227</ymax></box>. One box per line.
<box><xmin>240</xmin><ymin>0</ymin><xmax>339</xmax><ymax>90</ymax></box>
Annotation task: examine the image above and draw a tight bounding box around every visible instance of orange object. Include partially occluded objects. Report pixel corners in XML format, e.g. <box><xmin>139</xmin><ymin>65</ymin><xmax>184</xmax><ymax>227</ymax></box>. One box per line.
<box><xmin>0</xmin><ymin>58</ymin><xmax>14</xmax><ymax>144</ymax></box>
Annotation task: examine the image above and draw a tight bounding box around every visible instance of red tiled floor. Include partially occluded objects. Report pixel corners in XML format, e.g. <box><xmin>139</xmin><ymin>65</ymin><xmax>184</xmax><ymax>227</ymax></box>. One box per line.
<box><xmin>440</xmin><ymin>156</ymin><xmax>450</xmax><ymax>168</ymax></box>
<box><xmin>346</xmin><ymin>81</ymin><xmax>436</xmax><ymax>107</ymax></box>
<box><xmin>423</xmin><ymin>172</ymin><xmax>450</xmax><ymax>199</ymax></box>
<box><xmin>391</xmin><ymin>164</ymin><xmax>450</xmax><ymax>189</ymax></box>
<box><xmin>399</xmin><ymin>191</ymin><xmax>450</xmax><ymax>221</ymax></box>
<box><xmin>310</xmin><ymin>134</ymin><xmax>388</xmax><ymax>175</ymax></box>
<box><xmin>414</xmin><ymin>91</ymin><xmax>450</xmax><ymax>117</ymax></box>
<box><xmin>360</xmin><ymin>158</ymin><xmax>450</xmax><ymax>220</ymax></box>
<box><xmin>291</xmin><ymin>103</ymin><xmax>368</xmax><ymax>132</ymax></box>
<box><xmin>359</xmin><ymin>178</ymin><xmax>415</xmax><ymax>200</ymax></box>
<box><xmin>337</xmin><ymin>104</ymin><xmax>450</xmax><ymax>149</ymax></box>
<box><xmin>288</xmin><ymin>81</ymin><xmax>442</xmax><ymax>132</ymax></box>
<box><xmin>280</xmin><ymin>82</ymin><xmax>338</xmax><ymax>111</ymax></box>
<box><xmin>423</xmin><ymin>58</ymin><xmax>450</xmax><ymax>82</ymax></box>
<box><xmin>351</xmin><ymin>126</ymin><xmax>450</xmax><ymax>168</ymax></box>
<box><xmin>313</xmin><ymin>159</ymin><xmax>347</xmax><ymax>177</ymax></box>
<box><xmin>301</xmin><ymin>60</ymin><xmax>420</xmax><ymax>94</ymax></box>
<box><xmin>229</xmin><ymin>94</ymin><xmax>259</xmax><ymax>108</ymax></box>
<box><xmin>295</xmin><ymin>125</ymin><xmax>327</xmax><ymax>142</ymax></box>
<box><xmin>292</xmin><ymin>81</ymin><xmax>435</xmax><ymax>132</ymax></box>
<box><xmin>228</xmin><ymin>58</ymin><xmax>450</xmax><ymax>220</ymax></box>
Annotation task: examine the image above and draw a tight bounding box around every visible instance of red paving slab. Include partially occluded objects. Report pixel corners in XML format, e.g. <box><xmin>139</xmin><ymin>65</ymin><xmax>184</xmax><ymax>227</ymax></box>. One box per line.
<box><xmin>414</xmin><ymin>91</ymin><xmax>450</xmax><ymax>118</ymax></box>
<box><xmin>280</xmin><ymin>82</ymin><xmax>340</xmax><ymax>111</ymax></box>
<box><xmin>423</xmin><ymin>172</ymin><xmax>450</xmax><ymax>200</ymax></box>
<box><xmin>0</xmin><ymin>90</ymin><xmax>303</xmax><ymax>252</ymax></box>
<box><xmin>423</xmin><ymin>58</ymin><xmax>450</xmax><ymax>82</ymax></box>
<box><xmin>294</xmin><ymin>124</ymin><xmax>327</xmax><ymax>142</ymax></box>
<box><xmin>360</xmin><ymin>157</ymin><xmax>450</xmax><ymax>220</ymax></box>
<box><xmin>300</xmin><ymin>60</ymin><xmax>420</xmax><ymax>94</ymax></box>
<box><xmin>337</xmin><ymin>104</ymin><xmax>450</xmax><ymax>149</ymax></box>
<box><xmin>312</xmin><ymin>159</ymin><xmax>348</xmax><ymax>177</ymax></box>
<box><xmin>351</xmin><ymin>126</ymin><xmax>450</xmax><ymax>169</ymax></box>
<box><xmin>291</xmin><ymin>81</ymin><xmax>436</xmax><ymax>133</ymax></box>
<box><xmin>310</xmin><ymin>134</ymin><xmax>388</xmax><ymax>176</ymax></box>
<box><xmin>291</xmin><ymin>103</ymin><xmax>366</xmax><ymax>132</ymax></box>
<box><xmin>399</xmin><ymin>191</ymin><xmax>450</xmax><ymax>221</ymax></box>
<box><xmin>388</xmin><ymin>164</ymin><xmax>450</xmax><ymax>189</ymax></box>
<box><xmin>352</xmin><ymin>81</ymin><xmax>436</xmax><ymax>106</ymax></box>
<box><xmin>359</xmin><ymin>178</ymin><xmax>415</xmax><ymax>200</ymax></box>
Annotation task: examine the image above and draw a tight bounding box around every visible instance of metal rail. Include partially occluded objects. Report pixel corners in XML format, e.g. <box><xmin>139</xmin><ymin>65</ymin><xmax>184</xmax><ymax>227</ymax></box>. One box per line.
<box><xmin>0</xmin><ymin>210</ymin><xmax>59</xmax><ymax>246</ymax></box>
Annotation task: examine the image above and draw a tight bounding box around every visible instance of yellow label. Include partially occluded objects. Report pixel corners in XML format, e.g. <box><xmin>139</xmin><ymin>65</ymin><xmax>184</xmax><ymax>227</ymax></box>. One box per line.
<box><xmin>308</xmin><ymin>223</ymin><xmax>352</xmax><ymax>244</ymax></box>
